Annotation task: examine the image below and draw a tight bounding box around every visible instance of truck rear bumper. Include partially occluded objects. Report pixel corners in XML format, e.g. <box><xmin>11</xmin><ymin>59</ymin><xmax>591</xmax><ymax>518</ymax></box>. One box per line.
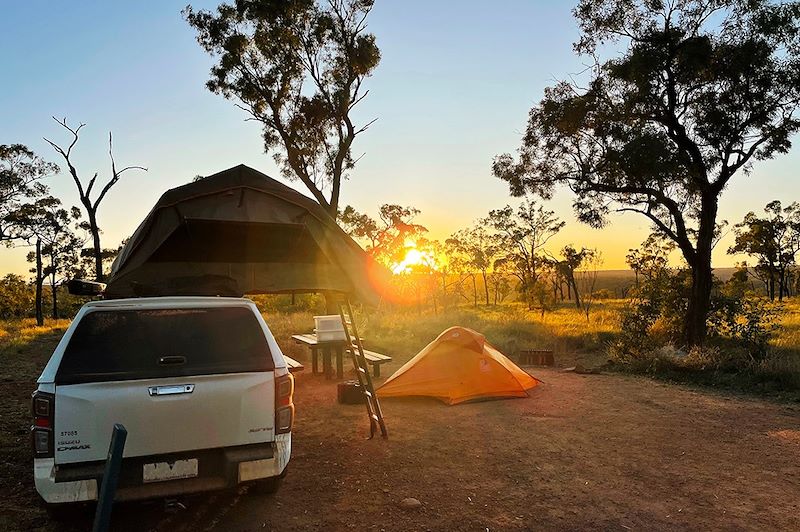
<box><xmin>35</xmin><ymin>434</ymin><xmax>291</xmax><ymax>504</ymax></box>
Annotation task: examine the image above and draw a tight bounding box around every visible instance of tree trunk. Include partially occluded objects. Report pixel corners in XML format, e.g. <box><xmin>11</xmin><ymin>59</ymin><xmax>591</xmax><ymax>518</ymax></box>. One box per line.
<box><xmin>323</xmin><ymin>291</ymin><xmax>339</xmax><ymax>314</ymax></box>
<box><xmin>568</xmin><ymin>273</ymin><xmax>581</xmax><ymax>309</ymax></box>
<box><xmin>472</xmin><ymin>275</ymin><xmax>477</xmax><ymax>308</ymax></box>
<box><xmin>88</xmin><ymin>209</ymin><xmax>104</xmax><ymax>282</ymax></box>
<box><xmin>685</xmin><ymin>259</ymin><xmax>713</xmax><ymax>345</ymax></box>
<box><xmin>572</xmin><ymin>279</ymin><xmax>581</xmax><ymax>309</ymax></box>
<box><xmin>441</xmin><ymin>273</ymin><xmax>447</xmax><ymax>309</ymax></box>
<box><xmin>35</xmin><ymin>238</ymin><xmax>43</xmax><ymax>326</ymax></box>
<box><xmin>50</xmin><ymin>268</ymin><xmax>58</xmax><ymax>319</ymax></box>
<box><xmin>482</xmin><ymin>270</ymin><xmax>489</xmax><ymax>305</ymax></box>
<box><xmin>683</xmin><ymin>196</ymin><xmax>717</xmax><ymax>346</ymax></box>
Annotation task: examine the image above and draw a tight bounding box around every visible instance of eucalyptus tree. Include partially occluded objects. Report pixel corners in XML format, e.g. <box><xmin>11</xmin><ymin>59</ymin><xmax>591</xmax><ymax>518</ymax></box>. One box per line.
<box><xmin>729</xmin><ymin>200</ymin><xmax>800</xmax><ymax>300</ymax></box>
<box><xmin>486</xmin><ymin>201</ymin><xmax>565</xmax><ymax>308</ymax></box>
<box><xmin>339</xmin><ymin>203</ymin><xmax>427</xmax><ymax>267</ymax></box>
<box><xmin>447</xmin><ymin>225</ymin><xmax>499</xmax><ymax>305</ymax></box>
<box><xmin>0</xmin><ymin>144</ymin><xmax>55</xmax><ymax>243</ymax></box>
<box><xmin>44</xmin><ymin>118</ymin><xmax>146</xmax><ymax>281</ymax></box>
<box><xmin>556</xmin><ymin>245</ymin><xmax>594</xmax><ymax>309</ymax></box>
<box><xmin>185</xmin><ymin>0</ymin><xmax>380</xmax><ymax>218</ymax></box>
<box><xmin>494</xmin><ymin>0</ymin><xmax>800</xmax><ymax>344</ymax></box>
<box><xmin>15</xmin><ymin>196</ymin><xmax>83</xmax><ymax>321</ymax></box>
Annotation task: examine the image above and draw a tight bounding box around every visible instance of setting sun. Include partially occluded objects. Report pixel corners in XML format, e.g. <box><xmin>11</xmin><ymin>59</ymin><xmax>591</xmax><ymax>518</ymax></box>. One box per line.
<box><xmin>392</xmin><ymin>244</ymin><xmax>436</xmax><ymax>274</ymax></box>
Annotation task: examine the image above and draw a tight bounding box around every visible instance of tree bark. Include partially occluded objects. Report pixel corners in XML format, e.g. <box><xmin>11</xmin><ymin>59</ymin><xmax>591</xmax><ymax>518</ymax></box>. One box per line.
<box><xmin>683</xmin><ymin>196</ymin><xmax>717</xmax><ymax>345</ymax></box>
<box><xmin>572</xmin><ymin>279</ymin><xmax>581</xmax><ymax>309</ymax></box>
<box><xmin>88</xmin><ymin>208</ymin><xmax>104</xmax><ymax>281</ymax></box>
<box><xmin>50</xmin><ymin>261</ymin><xmax>58</xmax><ymax>319</ymax></box>
<box><xmin>685</xmin><ymin>259</ymin><xmax>713</xmax><ymax>345</ymax></box>
<box><xmin>567</xmin><ymin>273</ymin><xmax>581</xmax><ymax>309</ymax></box>
<box><xmin>323</xmin><ymin>291</ymin><xmax>338</xmax><ymax>314</ymax></box>
<box><xmin>472</xmin><ymin>274</ymin><xmax>477</xmax><ymax>307</ymax></box>
<box><xmin>34</xmin><ymin>238</ymin><xmax>43</xmax><ymax>326</ymax></box>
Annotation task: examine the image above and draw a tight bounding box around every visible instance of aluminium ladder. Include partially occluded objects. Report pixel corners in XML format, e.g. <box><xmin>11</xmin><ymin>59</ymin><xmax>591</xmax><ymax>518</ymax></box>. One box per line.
<box><xmin>335</xmin><ymin>296</ymin><xmax>388</xmax><ymax>439</ymax></box>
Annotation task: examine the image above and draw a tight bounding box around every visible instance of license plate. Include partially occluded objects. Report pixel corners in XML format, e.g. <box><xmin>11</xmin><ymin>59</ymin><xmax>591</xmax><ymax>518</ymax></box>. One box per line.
<box><xmin>143</xmin><ymin>459</ymin><xmax>199</xmax><ymax>483</ymax></box>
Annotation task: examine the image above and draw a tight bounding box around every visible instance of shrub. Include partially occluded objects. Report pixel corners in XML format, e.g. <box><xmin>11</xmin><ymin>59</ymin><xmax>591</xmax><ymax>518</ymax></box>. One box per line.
<box><xmin>610</xmin><ymin>269</ymin><xmax>779</xmax><ymax>362</ymax></box>
<box><xmin>0</xmin><ymin>274</ymin><xmax>34</xmax><ymax>319</ymax></box>
<box><xmin>592</xmin><ymin>288</ymin><xmax>615</xmax><ymax>300</ymax></box>
<box><xmin>707</xmin><ymin>295</ymin><xmax>780</xmax><ymax>361</ymax></box>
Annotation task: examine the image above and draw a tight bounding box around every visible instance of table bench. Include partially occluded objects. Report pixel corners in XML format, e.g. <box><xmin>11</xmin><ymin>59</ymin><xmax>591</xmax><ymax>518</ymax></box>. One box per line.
<box><xmin>283</xmin><ymin>355</ymin><xmax>305</xmax><ymax>373</ymax></box>
<box><xmin>291</xmin><ymin>333</ymin><xmax>347</xmax><ymax>379</ymax></box>
<box><xmin>291</xmin><ymin>333</ymin><xmax>392</xmax><ymax>379</ymax></box>
<box><xmin>360</xmin><ymin>349</ymin><xmax>392</xmax><ymax>377</ymax></box>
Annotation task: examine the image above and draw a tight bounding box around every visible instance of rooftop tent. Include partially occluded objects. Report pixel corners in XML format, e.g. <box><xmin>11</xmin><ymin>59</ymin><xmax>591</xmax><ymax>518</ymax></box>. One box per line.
<box><xmin>378</xmin><ymin>327</ymin><xmax>540</xmax><ymax>405</ymax></box>
<box><xmin>104</xmin><ymin>164</ymin><xmax>388</xmax><ymax>305</ymax></box>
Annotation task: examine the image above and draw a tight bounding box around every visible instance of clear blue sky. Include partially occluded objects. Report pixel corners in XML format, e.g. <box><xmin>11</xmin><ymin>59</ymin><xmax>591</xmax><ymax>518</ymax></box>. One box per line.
<box><xmin>1</xmin><ymin>0</ymin><xmax>798</xmax><ymax>274</ymax></box>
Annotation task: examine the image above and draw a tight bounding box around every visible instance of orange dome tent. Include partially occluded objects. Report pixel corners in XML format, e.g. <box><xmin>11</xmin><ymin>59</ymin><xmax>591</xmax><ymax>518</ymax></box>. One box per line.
<box><xmin>378</xmin><ymin>327</ymin><xmax>540</xmax><ymax>405</ymax></box>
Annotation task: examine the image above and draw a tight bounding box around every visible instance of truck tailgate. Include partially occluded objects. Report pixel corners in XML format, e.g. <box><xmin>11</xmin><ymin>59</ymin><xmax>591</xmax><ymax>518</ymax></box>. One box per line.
<box><xmin>55</xmin><ymin>372</ymin><xmax>275</xmax><ymax>464</ymax></box>
<box><xmin>49</xmin><ymin>305</ymin><xmax>280</xmax><ymax>466</ymax></box>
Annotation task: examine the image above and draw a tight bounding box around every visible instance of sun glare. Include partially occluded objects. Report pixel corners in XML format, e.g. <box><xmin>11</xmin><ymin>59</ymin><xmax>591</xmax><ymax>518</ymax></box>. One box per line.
<box><xmin>392</xmin><ymin>244</ymin><xmax>436</xmax><ymax>274</ymax></box>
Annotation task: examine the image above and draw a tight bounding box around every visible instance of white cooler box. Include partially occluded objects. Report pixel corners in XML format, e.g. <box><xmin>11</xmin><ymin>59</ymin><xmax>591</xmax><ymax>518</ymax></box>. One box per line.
<box><xmin>314</xmin><ymin>315</ymin><xmax>346</xmax><ymax>342</ymax></box>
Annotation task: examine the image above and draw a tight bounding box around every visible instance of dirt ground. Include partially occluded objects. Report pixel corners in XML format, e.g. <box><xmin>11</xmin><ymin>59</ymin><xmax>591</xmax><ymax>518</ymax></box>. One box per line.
<box><xmin>5</xmin><ymin>359</ymin><xmax>800</xmax><ymax>531</ymax></box>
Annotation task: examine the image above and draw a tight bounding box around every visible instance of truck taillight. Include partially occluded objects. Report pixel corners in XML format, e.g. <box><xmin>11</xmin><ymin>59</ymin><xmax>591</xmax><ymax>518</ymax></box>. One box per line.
<box><xmin>31</xmin><ymin>391</ymin><xmax>54</xmax><ymax>458</ymax></box>
<box><xmin>275</xmin><ymin>373</ymin><xmax>294</xmax><ymax>434</ymax></box>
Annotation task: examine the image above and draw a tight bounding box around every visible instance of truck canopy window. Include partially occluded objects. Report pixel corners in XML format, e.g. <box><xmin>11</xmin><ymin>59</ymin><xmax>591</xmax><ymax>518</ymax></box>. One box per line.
<box><xmin>56</xmin><ymin>307</ymin><xmax>274</xmax><ymax>385</ymax></box>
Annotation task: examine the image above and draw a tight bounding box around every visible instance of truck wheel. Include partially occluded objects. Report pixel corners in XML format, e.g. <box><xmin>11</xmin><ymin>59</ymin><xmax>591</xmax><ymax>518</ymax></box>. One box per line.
<box><xmin>251</xmin><ymin>476</ymin><xmax>282</xmax><ymax>495</ymax></box>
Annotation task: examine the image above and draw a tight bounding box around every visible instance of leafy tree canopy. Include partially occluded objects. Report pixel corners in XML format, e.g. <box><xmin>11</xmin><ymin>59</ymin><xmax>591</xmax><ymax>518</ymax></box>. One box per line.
<box><xmin>0</xmin><ymin>144</ymin><xmax>56</xmax><ymax>243</ymax></box>
<box><xmin>494</xmin><ymin>0</ymin><xmax>800</xmax><ymax>344</ymax></box>
<box><xmin>729</xmin><ymin>199</ymin><xmax>800</xmax><ymax>299</ymax></box>
<box><xmin>185</xmin><ymin>0</ymin><xmax>380</xmax><ymax>217</ymax></box>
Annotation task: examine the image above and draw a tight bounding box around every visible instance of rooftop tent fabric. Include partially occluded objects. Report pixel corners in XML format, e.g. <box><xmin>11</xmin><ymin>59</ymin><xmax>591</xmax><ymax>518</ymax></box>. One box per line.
<box><xmin>104</xmin><ymin>164</ymin><xmax>389</xmax><ymax>305</ymax></box>
<box><xmin>378</xmin><ymin>327</ymin><xmax>540</xmax><ymax>405</ymax></box>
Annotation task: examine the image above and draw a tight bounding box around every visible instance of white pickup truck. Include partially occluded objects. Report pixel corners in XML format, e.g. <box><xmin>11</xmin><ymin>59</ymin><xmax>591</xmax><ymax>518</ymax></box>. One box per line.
<box><xmin>32</xmin><ymin>297</ymin><xmax>293</xmax><ymax>506</ymax></box>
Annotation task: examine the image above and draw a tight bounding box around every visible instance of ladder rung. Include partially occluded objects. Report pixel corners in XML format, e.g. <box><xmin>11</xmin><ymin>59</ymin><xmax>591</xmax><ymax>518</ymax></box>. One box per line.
<box><xmin>337</xmin><ymin>296</ymin><xmax>387</xmax><ymax>439</ymax></box>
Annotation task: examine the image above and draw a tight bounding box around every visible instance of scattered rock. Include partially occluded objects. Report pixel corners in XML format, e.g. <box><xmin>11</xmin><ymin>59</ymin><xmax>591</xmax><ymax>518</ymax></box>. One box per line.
<box><xmin>562</xmin><ymin>364</ymin><xmax>601</xmax><ymax>375</ymax></box>
<box><xmin>399</xmin><ymin>497</ymin><xmax>422</xmax><ymax>510</ymax></box>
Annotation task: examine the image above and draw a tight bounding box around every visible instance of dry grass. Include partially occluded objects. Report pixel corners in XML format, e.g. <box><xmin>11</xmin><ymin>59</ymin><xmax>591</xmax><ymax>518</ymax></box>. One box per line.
<box><xmin>263</xmin><ymin>300</ymin><xmax>623</xmax><ymax>370</ymax></box>
<box><xmin>0</xmin><ymin>318</ymin><xmax>71</xmax><ymax>531</ymax></box>
<box><xmin>0</xmin><ymin>319</ymin><xmax>71</xmax><ymax>346</ymax></box>
<box><xmin>759</xmin><ymin>300</ymin><xmax>800</xmax><ymax>391</ymax></box>
<box><xmin>263</xmin><ymin>298</ymin><xmax>800</xmax><ymax>398</ymax></box>
<box><xmin>773</xmin><ymin>301</ymin><xmax>800</xmax><ymax>350</ymax></box>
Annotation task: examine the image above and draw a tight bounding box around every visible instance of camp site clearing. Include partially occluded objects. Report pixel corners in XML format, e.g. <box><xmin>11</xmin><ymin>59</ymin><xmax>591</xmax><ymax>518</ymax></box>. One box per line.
<box><xmin>3</xmin><ymin>345</ymin><xmax>799</xmax><ymax>531</ymax></box>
